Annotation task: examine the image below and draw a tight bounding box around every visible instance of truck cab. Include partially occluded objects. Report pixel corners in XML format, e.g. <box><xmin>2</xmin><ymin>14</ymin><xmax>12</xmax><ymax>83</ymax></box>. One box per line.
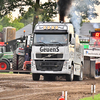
<box><xmin>31</xmin><ymin>22</ymin><xmax>84</xmax><ymax>81</ymax></box>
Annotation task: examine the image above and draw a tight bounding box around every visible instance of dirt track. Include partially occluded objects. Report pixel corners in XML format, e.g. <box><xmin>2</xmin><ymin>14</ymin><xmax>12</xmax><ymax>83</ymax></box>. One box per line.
<box><xmin>0</xmin><ymin>74</ymin><xmax>100</xmax><ymax>100</ymax></box>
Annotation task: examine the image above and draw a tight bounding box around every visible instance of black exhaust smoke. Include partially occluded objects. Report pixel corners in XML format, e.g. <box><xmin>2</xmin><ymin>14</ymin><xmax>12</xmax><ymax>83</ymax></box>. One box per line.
<box><xmin>58</xmin><ymin>0</ymin><xmax>72</xmax><ymax>22</ymax></box>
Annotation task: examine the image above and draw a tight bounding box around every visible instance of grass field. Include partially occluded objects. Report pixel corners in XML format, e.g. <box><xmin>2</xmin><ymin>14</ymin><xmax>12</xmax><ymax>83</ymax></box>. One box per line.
<box><xmin>0</xmin><ymin>72</ymin><xmax>13</xmax><ymax>74</ymax></box>
<box><xmin>80</xmin><ymin>94</ymin><xmax>100</xmax><ymax>100</ymax></box>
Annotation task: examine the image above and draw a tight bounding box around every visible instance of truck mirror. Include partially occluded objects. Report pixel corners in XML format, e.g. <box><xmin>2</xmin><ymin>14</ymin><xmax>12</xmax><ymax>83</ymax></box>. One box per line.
<box><xmin>71</xmin><ymin>38</ymin><xmax>75</xmax><ymax>45</ymax></box>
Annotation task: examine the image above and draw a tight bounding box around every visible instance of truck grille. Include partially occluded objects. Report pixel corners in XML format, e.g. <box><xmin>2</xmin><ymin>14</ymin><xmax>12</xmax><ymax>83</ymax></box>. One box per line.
<box><xmin>35</xmin><ymin>60</ymin><xmax>64</xmax><ymax>71</ymax></box>
<box><xmin>36</xmin><ymin>53</ymin><xmax>63</xmax><ymax>58</ymax></box>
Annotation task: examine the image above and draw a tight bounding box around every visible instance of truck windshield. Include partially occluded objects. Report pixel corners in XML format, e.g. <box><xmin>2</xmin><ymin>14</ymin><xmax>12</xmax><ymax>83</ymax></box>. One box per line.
<box><xmin>90</xmin><ymin>37</ymin><xmax>100</xmax><ymax>47</ymax></box>
<box><xmin>18</xmin><ymin>43</ymin><xmax>25</xmax><ymax>48</ymax></box>
<box><xmin>0</xmin><ymin>46</ymin><xmax>5</xmax><ymax>53</ymax></box>
<box><xmin>34</xmin><ymin>33</ymin><xmax>68</xmax><ymax>45</ymax></box>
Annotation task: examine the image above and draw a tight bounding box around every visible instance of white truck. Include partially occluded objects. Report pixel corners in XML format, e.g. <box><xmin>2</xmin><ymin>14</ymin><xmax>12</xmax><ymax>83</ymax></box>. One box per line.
<box><xmin>31</xmin><ymin>22</ymin><xmax>84</xmax><ymax>81</ymax></box>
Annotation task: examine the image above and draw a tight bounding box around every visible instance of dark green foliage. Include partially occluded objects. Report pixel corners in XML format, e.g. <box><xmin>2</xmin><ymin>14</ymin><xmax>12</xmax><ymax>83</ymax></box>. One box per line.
<box><xmin>0</xmin><ymin>0</ymin><xmax>35</xmax><ymax>18</ymax></box>
<box><xmin>0</xmin><ymin>15</ymin><xmax>24</xmax><ymax>32</ymax></box>
<box><xmin>40</xmin><ymin>1</ymin><xmax>57</xmax><ymax>21</ymax></box>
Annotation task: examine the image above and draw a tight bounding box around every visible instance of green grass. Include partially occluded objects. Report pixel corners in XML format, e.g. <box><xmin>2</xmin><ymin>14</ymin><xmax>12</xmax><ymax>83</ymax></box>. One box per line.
<box><xmin>0</xmin><ymin>72</ymin><xmax>32</xmax><ymax>74</ymax></box>
<box><xmin>80</xmin><ymin>94</ymin><xmax>100</xmax><ymax>100</ymax></box>
<box><xmin>0</xmin><ymin>72</ymin><xmax>13</xmax><ymax>74</ymax></box>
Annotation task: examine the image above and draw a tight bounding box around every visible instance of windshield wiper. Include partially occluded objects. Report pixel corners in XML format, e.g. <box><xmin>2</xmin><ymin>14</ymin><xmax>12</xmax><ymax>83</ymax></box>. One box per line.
<box><xmin>50</xmin><ymin>42</ymin><xmax>63</xmax><ymax>46</ymax></box>
<box><xmin>35</xmin><ymin>42</ymin><xmax>47</xmax><ymax>45</ymax></box>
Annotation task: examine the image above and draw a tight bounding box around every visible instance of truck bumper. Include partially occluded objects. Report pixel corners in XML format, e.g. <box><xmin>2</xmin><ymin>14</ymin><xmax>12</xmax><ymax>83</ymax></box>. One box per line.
<box><xmin>31</xmin><ymin>60</ymin><xmax>71</xmax><ymax>75</ymax></box>
<box><xmin>31</xmin><ymin>68</ymin><xmax>71</xmax><ymax>75</ymax></box>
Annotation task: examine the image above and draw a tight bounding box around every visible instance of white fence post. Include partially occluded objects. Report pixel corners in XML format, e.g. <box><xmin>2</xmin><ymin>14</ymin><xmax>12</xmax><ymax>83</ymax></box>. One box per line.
<box><xmin>62</xmin><ymin>91</ymin><xmax>67</xmax><ymax>100</ymax></box>
<box><xmin>91</xmin><ymin>84</ymin><xmax>96</xmax><ymax>99</ymax></box>
<box><xmin>65</xmin><ymin>91</ymin><xmax>67</xmax><ymax>100</ymax></box>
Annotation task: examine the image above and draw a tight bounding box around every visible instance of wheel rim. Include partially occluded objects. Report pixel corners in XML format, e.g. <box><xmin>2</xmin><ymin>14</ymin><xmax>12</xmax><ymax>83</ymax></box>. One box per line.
<box><xmin>0</xmin><ymin>62</ymin><xmax>7</xmax><ymax>70</ymax></box>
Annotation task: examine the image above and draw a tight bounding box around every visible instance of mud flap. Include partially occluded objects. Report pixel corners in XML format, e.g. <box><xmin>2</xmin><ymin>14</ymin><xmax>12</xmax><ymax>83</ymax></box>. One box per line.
<box><xmin>90</xmin><ymin>60</ymin><xmax>96</xmax><ymax>78</ymax></box>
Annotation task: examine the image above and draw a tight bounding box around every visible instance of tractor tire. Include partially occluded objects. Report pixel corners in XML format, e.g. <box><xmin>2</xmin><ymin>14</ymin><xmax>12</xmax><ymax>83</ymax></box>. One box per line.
<box><xmin>12</xmin><ymin>51</ymin><xmax>18</xmax><ymax>70</ymax></box>
<box><xmin>0</xmin><ymin>60</ymin><xmax>10</xmax><ymax>70</ymax></box>
<box><xmin>18</xmin><ymin>56</ymin><xmax>25</xmax><ymax>70</ymax></box>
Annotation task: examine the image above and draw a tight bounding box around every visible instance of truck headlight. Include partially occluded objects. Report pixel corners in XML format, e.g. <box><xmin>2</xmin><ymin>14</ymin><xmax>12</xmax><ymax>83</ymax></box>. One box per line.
<box><xmin>31</xmin><ymin>60</ymin><xmax>36</xmax><ymax>68</ymax></box>
<box><xmin>63</xmin><ymin>61</ymin><xmax>67</xmax><ymax>69</ymax></box>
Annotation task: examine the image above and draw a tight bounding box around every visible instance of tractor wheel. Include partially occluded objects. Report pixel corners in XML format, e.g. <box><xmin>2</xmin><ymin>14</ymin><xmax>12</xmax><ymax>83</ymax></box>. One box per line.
<box><xmin>12</xmin><ymin>51</ymin><xmax>18</xmax><ymax>74</ymax></box>
<box><xmin>18</xmin><ymin>56</ymin><xmax>25</xmax><ymax>70</ymax></box>
<box><xmin>12</xmin><ymin>51</ymin><xmax>18</xmax><ymax>70</ymax></box>
<box><xmin>0</xmin><ymin>60</ymin><xmax>10</xmax><ymax>70</ymax></box>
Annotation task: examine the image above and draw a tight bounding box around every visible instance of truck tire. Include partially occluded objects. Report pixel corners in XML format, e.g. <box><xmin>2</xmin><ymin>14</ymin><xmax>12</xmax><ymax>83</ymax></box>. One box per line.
<box><xmin>32</xmin><ymin>73</ymin><xmax>40</xmax><ymax>81</ymax></box>
<box><xmin>12</xmin><ymin>51</ymin><xmax>18</xmax><ymax>70</ymax></box>
<box><xmin>74</xmin><ymin>64</ymin><xmax>83</xmax><ymax>81</ymax></box>
<box><xmin>18</xmin><ymin>56</ymin><xmax>25</xmax><ymax>70</ymax></box>
<box><xmin>0</xmin><ymin>60</ymin><xmax>10</xmax><ymax>70</ymax></box>
<box><xmin>66</xmin><ymin>65</ymin><xmax>74</xmax><ymax>81</ymax></box>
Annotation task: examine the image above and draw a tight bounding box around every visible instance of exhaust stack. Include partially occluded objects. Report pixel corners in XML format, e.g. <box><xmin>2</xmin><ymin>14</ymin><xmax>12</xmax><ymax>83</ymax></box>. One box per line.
<box><xmin>59</xmin><ymin>15</ymin><xmax>65</xmax><ymax>22</ymax></box>
<box><xmin>58</xmin><ymin>0</ymin><xmax>72</xmax><ymax>22</ymax></box>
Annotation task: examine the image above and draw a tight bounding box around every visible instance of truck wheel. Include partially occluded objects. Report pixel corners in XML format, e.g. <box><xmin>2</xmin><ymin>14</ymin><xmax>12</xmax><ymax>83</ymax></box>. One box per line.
<box><xmin>66</xmin><ymin>65</ymin><xmax>74</xmax><ymax>81</ymax></box>
<box><xmin>12</xmin><ymin>51</ymin><xmax>18</xmax><ymax>70</ymax></box>
<box><xmin>0</xmin><ymin>60</ymin><xmax>10</xmax><ymax>70</ymax></box>
<box><xmin>18</xmin><ymin>56</ymin><xmax>24</xmax><ymax>70</ymax></box>
<box><xmin>74</xmin><ymin>64</ymin><xmax>83</xmax><ymax>81</ymax></box>
<box><xmin>32</xmin><ymin>73</ymin><xmax>40</xmax><ymax>81</ymax></box>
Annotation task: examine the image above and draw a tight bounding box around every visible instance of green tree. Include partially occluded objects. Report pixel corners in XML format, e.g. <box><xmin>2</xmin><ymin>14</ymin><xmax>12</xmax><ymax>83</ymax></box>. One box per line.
<box><xmin>0</xmin><ymin>0</ymin><xmax>57</xmax><ymax>32</ymax></box>
<box><xmin>0</xmin><ymin>0</ymin><xmax>100</xmax><ymax>34</ymax></box>
<box><xmin>40</xmin><ymin>1</ymin><xmax>57</xmax><ymax>21</ymax></box>
<box><xmin>0</xmin><ymin>15</ymin><xmax>24</xmax><ymax>31</ymax></box>
<box><xmin>0</xmin><ymin>15</ymin><xmax>11</xmax><ymax>27</ymax></box>
<box><xmin>0</xmin><ymin>25</ymin><xmax>3</xmax><ymax>32</ymax></box>
<box><xmin>11</xmin><ymin>18</ymin><xmax>24</xmax><ymax>31</ymax></box>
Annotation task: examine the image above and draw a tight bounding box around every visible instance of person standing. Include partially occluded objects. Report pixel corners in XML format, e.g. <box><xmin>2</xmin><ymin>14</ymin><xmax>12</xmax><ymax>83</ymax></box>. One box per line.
<box><xmin>22</xmin><ymin>45</ymin><xmax>30</xmax><ymax>70</ymax></box>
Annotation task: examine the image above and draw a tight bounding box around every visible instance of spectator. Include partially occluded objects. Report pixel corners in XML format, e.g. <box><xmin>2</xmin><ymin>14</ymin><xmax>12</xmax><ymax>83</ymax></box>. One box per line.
<box><xmin>63</xmin><ymin>36</ymin><xmax>67</xmax><ymax>41</ymax></box>
<box><xmin>22</xmin><ymin>45</ymin><xmax>30</xmax><ymax>70</ymax></box>
<box><xmin>96</xmin><ymin>69</ymin><xmax>99</xmax><ymax>76</ymax></box>
<box><xmin>39</xmin><ymin>36</ymin><xmax>44</xmax><ymax>42</ymax></box>
<box><xmin>94</xmin><ymin>40</ymin><xmax>100</xmax><ymax>46</ymax></box>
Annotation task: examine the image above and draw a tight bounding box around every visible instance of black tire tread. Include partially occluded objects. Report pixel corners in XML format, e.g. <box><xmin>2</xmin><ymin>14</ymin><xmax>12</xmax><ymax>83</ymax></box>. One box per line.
<box><xmin>18</xmin><ymin>56</ymin><xmax>25</xmax><ymax>70</ymax></box>
<box><xmin>12</xmin><ymin>51</ymin><xmax>18</xmax><ymax>70</ymax></box>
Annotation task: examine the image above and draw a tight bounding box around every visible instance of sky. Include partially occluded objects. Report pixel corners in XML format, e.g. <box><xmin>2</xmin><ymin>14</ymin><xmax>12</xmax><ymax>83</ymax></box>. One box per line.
<box><xmin>90</xmin><ymin>4</ymin><xmax>100</xmax><ymax>23</ymax></box>
<box><xmin>12</xmin><ymin>0</ymin><xmax>100</xmax><ymax>23</ymax></box>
